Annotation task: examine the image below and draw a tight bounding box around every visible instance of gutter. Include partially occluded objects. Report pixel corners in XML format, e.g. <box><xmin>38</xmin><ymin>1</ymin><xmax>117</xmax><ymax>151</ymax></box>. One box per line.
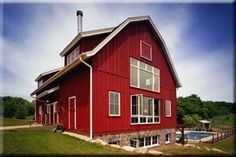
<box><xmin>79</xmin><ymin>53</ymin><xmax>93</xmax><ymax>140</ymax></box>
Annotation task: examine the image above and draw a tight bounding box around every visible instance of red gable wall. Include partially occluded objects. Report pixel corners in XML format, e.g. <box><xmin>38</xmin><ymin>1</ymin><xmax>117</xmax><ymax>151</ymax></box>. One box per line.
<box><xmin>92</xmin><ymin>21</ymin><xmax>177</xmax><ymax>135</ymax></box>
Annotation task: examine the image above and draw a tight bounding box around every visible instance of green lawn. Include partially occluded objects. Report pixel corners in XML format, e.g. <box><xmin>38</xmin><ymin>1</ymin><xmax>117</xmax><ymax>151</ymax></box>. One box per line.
<box><xmin>210</xmin><ymin>113</ymin><xmax>235</xmax><ymax>129</ymax></box>
<box><xmin>1</xmin><ymin>117</ymin><xmax>34</xmax><ymax>126</ymax></box>
<box><xmin>2</xmin><ymin>130</ymin><xmax>126</xmax><ymax>155</ymax></box>
<box><xmin>199</xmin><ymin>136</ymin><xmax>235</xmax><ymax>154</ymax></box>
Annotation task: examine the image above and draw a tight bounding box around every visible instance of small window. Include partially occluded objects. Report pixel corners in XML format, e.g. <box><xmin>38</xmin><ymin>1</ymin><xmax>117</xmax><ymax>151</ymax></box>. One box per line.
<box><xmin>109</xmin><ymin>91</ymin><xmax>120</xmax><ymax>116</ymax></box>
<box><xmin>165</xmin><ymin>133</ymin><xmax>171</xmax><ymax>144</ymax></box>
<box><xmin>39</xmin><ymin>106</ymin><xmax>42</xmax><ymax>115</ymax></box>
<box><xmin>165</xmin><ymin>100</ymin><xmax>171</xmax><ymax>117</ymax></box>
<box><xmin>140</xmin><ymin>40</ymin><xmax>152</xmax><ymax>61</ymax></box>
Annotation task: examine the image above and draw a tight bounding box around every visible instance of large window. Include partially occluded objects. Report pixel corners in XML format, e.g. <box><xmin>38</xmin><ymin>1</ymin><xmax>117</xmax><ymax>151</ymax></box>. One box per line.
<box><xmin>66</xmin><ymin>46</ymin><xmax>80</xmax><ymax>65</ymax></box>
<box><xmin>165</xmin><ymin>100</ymin><xmax>171</xmax><ymax>117</ymax></box>
<box><xmin>130</xmin><ymin>58</ymin><xmax>160</xmax><ymax>92</ymax></box>
<box><xmin>130</xmin><ymin>135</ymin><xmax>160</xmax><ymax>148</ymax></box>
<box><xmin>109</xmin><ymin>91</ymin><xmax>120</xmax><ymax>116</ymax></box>
<box><xmin>131</xmin><ymin>95</ymin><xmax>160</xmax><ymax>124</ymax></box>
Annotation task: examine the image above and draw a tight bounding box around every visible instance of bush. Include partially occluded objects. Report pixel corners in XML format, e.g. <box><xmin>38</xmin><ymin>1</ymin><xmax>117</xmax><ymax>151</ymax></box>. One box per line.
<box><xmin>56</xmin><ymin>123</ymin><xmax>65</xmax><ymax>131</ymax></box>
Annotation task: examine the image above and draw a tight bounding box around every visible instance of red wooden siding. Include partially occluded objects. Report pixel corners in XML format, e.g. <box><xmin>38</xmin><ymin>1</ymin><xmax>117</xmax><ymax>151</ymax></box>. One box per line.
<box><xmin>92</xmin><ymin>21</ymin><xmax>177</xmax><ymax>135</ymax></box>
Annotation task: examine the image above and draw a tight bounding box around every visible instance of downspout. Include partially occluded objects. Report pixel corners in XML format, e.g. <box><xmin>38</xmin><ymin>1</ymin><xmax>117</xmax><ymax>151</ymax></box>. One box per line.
<box><xmin>30</xmin><ymin>95</ymin><xmax>47</xmax><ymax>124</ymax></box>
<box><xmin>79</xmin><ymin>54</ymin><xmax>93</xmax><ymax>140</ymax></box>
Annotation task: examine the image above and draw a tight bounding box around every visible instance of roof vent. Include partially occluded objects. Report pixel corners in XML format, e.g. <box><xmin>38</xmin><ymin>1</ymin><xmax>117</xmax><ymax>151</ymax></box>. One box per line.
<box><xmin>77</xmin><ymin>10</ymin><xmax>83</xmax><ymax>33</ymax></box>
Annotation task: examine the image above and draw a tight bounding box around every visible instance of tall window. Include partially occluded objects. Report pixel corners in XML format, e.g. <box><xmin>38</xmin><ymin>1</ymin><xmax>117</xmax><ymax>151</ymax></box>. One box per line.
<box><xmin>130</xmin><ymin>58</ymin><xmax>160</xmax><ymax>92</ymax></box>
<box><xmin>66</xmin><ymin>46</ymin><xmax>80</xmax><ymax>65</ymax></box>
<box><xmin>39</xmin><ymin>106</ymin><xmax>42</xmax><ymax>115</ymax></box>
<box><xmin>109</xmin><ymin>91</ymin><xmax>120</xmax><ymax>116</ymax></box>
<box><xmin>165</xmin><ymin>100</ymin><xmax>171</xmax><ymax>117</ymax></box>
<box><xmin>131</xmin><ymin>95</ymin><xmax>160</xmax><ymax>124</ymax></box>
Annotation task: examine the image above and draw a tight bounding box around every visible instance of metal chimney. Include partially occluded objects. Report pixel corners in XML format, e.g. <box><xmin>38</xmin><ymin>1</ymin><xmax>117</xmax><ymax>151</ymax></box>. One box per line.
<box><xmin>77</xmin><ymin>10</ymin><xmax>83</xmax><ymax>33</ymax></box>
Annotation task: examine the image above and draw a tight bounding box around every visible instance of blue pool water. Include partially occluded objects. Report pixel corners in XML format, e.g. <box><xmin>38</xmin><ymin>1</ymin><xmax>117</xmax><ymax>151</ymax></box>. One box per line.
<box><xmin>176</xmin><ymin>131</ymin><xmax>215</xmax><ymax>140</ymax></box>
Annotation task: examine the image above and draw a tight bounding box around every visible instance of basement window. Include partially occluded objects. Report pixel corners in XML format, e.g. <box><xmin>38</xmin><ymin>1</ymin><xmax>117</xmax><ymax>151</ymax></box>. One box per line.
<box><xmin>109</xmin><ymin>91</ymin><xmax>120</xmax><ymax>116</ymax></box>
<box><xmin>165</xmin><ymin>133</ymin><xmax>171</xmax><ymax>144</ymax></box>
<box><xmin>130</xmin><ymin>135</ymin><xmax>160</xmax><ymax>148</ymax></box>
<box><xmin>131</xmin><ymin>95</ymin><xmax>160</xmax><ymax>124</ymax></box>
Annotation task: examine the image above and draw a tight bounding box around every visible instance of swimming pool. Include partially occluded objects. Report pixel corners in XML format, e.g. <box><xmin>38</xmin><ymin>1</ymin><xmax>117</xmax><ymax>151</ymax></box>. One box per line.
<box><xmin>176</xmin><ymin>131</ymin><xmax>215</xmax><ymax>141</ymax></box>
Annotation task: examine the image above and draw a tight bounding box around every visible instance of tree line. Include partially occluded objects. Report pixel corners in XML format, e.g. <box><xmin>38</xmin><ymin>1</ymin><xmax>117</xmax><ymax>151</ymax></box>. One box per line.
<box><xmin>177</xmin><ymin>94</ymin><xmax>235</xmax><ymax>127</ymax></box>
<box><xmin>1</xmin><ymin>96</ymin><xmax>35</xmax><ymax>119</ymax></box>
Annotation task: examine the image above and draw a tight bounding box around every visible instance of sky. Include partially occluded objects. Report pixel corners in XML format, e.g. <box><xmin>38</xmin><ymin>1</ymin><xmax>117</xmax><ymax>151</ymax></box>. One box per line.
<box><xmin>0</xmin><ymin>1</ymin><xmax>234</xmax><ymax>102</ymax></box>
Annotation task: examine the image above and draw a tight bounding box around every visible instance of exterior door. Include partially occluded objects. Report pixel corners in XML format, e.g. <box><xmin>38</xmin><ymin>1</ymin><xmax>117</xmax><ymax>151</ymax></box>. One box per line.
<box><xmin>68</xmin><ymin>96</ymin><xmax>76</xmax><ymax>130</ymax></box>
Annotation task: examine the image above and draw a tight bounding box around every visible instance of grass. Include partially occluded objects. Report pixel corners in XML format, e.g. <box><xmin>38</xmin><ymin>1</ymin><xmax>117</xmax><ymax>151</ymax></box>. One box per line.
<box><xmin>153</xmin><ymin>144</ymin><xmax>223</xmax><ymax>155</ymax></box>
<box><xmin>1</xmin><ymin>117</ymin><xmax>34</xmax><ymax>126</ymax></box>
<box><xmin>2</xmin><ymin>130</ymin><xmax>126</xmax><ymax>155</ymax></box>
<box><xmin>198</xmin><ymin>135</ymin><xmax>235</xmax><ymax>154</ymax></box>
<box><xmin>210</xmin><ymin>113</ymin><xmax>235</xmax><ymax>129</ymax></box>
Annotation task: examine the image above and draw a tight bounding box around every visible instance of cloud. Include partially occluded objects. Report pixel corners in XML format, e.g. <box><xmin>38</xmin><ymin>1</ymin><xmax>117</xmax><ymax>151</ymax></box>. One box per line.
<box><xmin>1</xmin><ymin>3</ymin><xmax>233</xmax><ymax>102</ymax></box>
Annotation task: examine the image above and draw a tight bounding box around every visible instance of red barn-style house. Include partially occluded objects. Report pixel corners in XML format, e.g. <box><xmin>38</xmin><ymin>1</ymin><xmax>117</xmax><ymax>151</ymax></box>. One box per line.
<box><xmin>31</xmin><ymin>11</ymin><xmax>181</xmax><ymax>148</ymax></box>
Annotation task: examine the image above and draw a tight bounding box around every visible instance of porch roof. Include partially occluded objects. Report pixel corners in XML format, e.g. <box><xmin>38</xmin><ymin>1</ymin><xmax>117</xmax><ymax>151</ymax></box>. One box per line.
<box><xmin>36</xmin><ymin>86</ymin><xmax>59</xmax><ymax>99</ymax></box>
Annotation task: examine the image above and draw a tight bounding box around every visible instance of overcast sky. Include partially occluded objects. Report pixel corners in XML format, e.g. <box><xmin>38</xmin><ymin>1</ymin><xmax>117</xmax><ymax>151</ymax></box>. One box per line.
<box><xmin>1</xmin><ymin>1</ymin><xmax>234</xmax><ymax>102</ymax></box>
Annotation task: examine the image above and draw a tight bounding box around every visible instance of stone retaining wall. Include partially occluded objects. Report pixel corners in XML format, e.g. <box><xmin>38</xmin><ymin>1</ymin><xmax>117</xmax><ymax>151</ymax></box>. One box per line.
<box><xmin>95</xmin><ymin>128</ymin><xmax>176</xmax><ymax>146</ymax></box>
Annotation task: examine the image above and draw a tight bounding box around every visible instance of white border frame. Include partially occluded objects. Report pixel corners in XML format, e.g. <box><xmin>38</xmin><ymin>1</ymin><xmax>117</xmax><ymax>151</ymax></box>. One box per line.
<box><xmin>68</xmin><ymin>96</ymin><xmax>77</xmax><ymax>130</ymax></box>
<box><xmin>140</xmin><ymin>40</ymin><xmax>152</xmax><ymax>61</ymax></box>
<box><xmin>130</xmin><ymin>57</ymin><xmax>160</xmax><ymax>93</ymax></box>
<box><xmin>108</xmin><ymin>91</ymin><xmax>121</xmax><ymax>117</ymax></box>
<box><xmin>130</xmin><ymin>94</ymin><xmax>161</xmax><ymax>125</ymax></box>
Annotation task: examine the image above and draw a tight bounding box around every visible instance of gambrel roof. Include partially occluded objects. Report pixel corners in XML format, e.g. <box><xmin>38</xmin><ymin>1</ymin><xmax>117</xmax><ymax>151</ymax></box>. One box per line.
<box><xmin>31</xmin><ymin>16</ymin><xmax>181</xmax><ymax>96</ymax></box>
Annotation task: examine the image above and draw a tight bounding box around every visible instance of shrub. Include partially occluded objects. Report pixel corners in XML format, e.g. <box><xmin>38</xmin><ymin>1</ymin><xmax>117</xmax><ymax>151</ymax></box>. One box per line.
<box><xmin>56</xmin><ymin>123</ymin><xmax>65</xmax><ymax>131</ymax></box>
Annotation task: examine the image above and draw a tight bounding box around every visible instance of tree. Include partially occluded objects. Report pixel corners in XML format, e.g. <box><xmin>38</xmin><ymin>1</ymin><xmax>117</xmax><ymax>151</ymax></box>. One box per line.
<box><xmin>15</xmin><ymin>103</ymin><xmax>28</xmax><ymax>119</ymax></box>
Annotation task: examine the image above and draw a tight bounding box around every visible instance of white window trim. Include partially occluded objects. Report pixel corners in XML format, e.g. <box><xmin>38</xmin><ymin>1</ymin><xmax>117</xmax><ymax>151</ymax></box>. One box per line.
<box><xmin>68</xmin><ymin>96</ymin><xmax>77</xmax><ymax>130</ymax></box>
<box><xmin>109</xmin><ymin>91</ymin><xmax>121</xmax><ymax>117</ymax></box>
<box><xmin>165</xmin><ymin>100</ymin><xmax>171</xmax><ymax>117</ymax></box>
<box><xmin>130</xmin><ymin>95</ymin><xmax>160</xmax><ymax>125</ymax></box>
<box><xmin>130</xmin><ymin>57</ymin><xmax>160</xmax><ymax>93</ymax></box>
<box><xmin>140</xmin><ymin>40</ymin><xmax>152</xmax><ymax>61</ymax></box>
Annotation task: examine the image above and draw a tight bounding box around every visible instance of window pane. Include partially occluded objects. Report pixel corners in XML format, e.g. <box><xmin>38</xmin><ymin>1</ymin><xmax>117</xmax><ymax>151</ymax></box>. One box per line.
<box><xmin>165</xmin><ymin>100</ymin><xmax>171</xmax><ymax>117</ymax></box>
<box><xmin>140</xmin><ymin>62</ymin><xmax>146</xmax><ymax>69</ymax></box>
<box><xmin>109</xmin><ymin>93</ymin><xmax>115</xmax><ymax>104</ymax></box>
<box><xmin>114</xmin><ymin>94</ymin><xmax>119</xmax><ymax>104</ymax></box>
<box><xmin>140</xmin><ymin>69</ymin><xmax>152</xmax><ymax>90</ymax></box>
<box><xmin>145</xmin><ymin>137</ymin><xmax>151</xmax><ymax>146</ymax></box>
<box><xmin>153</xmin><ymin>74</ymin><xmax>159</xmax><ymax>91</ymax></box>
<box><xmin>143</xmin><ymin>97</ymin><xmax>152</xmax><ymax>116</ymax></box>
<box><xmin>131</xmin><ymin>66</ymin><xmax>138</xmax><ymax>86</ymax></box>
<box><xmin>114</xmin><ymin>104</ymin><xmax>119</xmax><ymax>114</ymax></box>
<box><xmin>139</xmin><ymin>138</ymin><xmax>144</xmax><ymax>147</ymax></box>
<box><xmin>131</xmin><ymin>117</ymin><xmax>138</xmax><ymax>123</ymax></box>
<box><xmin>154</xmin><ymin>99</ymin><xmax>159</xmax><ymax>116</ymax></box>
<box><xmin>110</xmin><ymin>104</ymin><xmax>115</xmax><ymax>114</ymax></box>
<box><xmin>130</xmin><ymin>58</ymin><xmax>138</xmax><ymax>66</ymax></box>
<box><xmin>152</xmin><ymin>136</ymin><xmax>157</xmax><ymax>144</ymax></box>
<box><xmin>132</xmin><ymin>96</ymin><xmax>138</xmax><ymax>115</ymax></box>
<box><xmin>147</xmin><ymin>64</ymin><xmax>152</xmax><ymax>72</ymax></box>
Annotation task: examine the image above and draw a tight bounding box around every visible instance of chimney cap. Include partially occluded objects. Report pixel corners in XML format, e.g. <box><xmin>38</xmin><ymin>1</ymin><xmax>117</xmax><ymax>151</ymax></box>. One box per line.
<box><xmin>77</xmin><ymin>10</ymin><xmax>83</xmax><ymax>16</ymax></box>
